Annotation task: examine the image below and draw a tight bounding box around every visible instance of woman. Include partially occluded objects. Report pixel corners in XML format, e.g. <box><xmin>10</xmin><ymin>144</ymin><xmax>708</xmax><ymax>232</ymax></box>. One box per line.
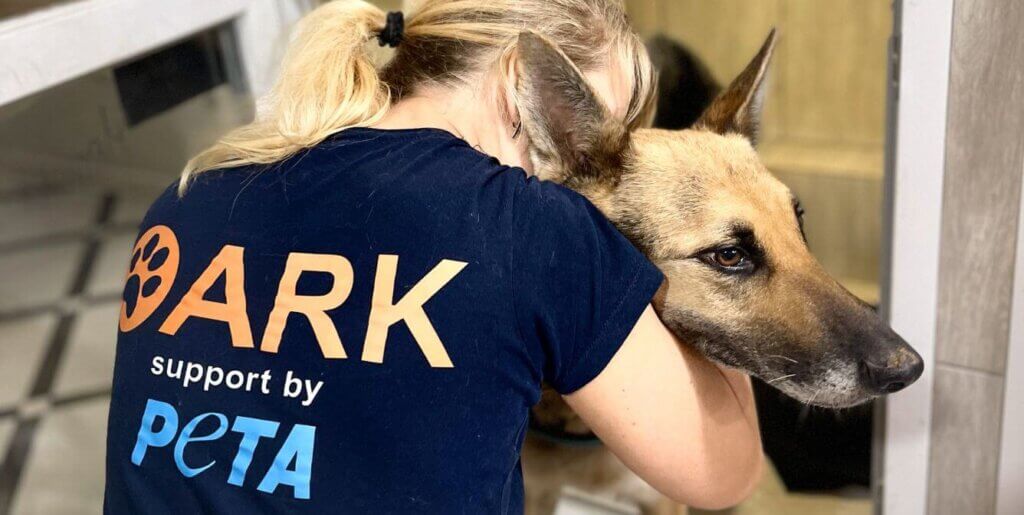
<box><xmin>104</xmin><ymin>1</ymin><xmax>762</xmax><ymax>513</ymax></box>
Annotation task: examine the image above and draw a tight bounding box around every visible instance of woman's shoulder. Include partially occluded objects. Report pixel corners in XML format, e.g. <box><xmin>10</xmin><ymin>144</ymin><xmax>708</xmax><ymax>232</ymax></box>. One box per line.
<box><xmin>155</xmin><ymin>127</ymin><xmax>599</xmax><ymax>231</ymax></box>
<box><xmin>324</xmin><ymin>127</ymin><xmax>527</xmax><ymax>185</ymax></box>
<box><xmin>510</xmin><ymin>173</ymin><xmax>607</xmax><ymax>235</ymax></box>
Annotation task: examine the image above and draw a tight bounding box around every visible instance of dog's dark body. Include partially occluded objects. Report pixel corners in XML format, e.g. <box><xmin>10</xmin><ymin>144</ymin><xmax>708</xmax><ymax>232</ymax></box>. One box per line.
<box><xmin>647</xmin><ymin>35</ymin><xmax>721</xmax><ymax>131</ymax></box>
<box><xmin>516</xmin><ymin>30</ymin><xmax>923</xmax><ymax>513</ymax></box>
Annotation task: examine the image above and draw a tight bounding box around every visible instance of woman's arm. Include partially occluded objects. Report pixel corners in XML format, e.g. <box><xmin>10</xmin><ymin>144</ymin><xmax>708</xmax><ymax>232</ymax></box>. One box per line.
<box><xmin>564</xmin><ymin>305</ymin><xmax>763</xmax><ymax>510</ymax></box>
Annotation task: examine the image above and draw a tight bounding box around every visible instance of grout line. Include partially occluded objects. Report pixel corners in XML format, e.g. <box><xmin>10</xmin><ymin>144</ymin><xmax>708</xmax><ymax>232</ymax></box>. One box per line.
<box><xmin>934</xmin><ymin>361</ymin><xmax>1006</xmax><ymax>379</ymax></box>
<box><xmin>0</xmin><ymin>419</ymin><xmax>39</xmax><ymax>513</ymax></box>
<box><xmin>0</xmin><ymin>292</ymin><xmax>122</xmax><ymax>324</ymax></box>
<box><xmin>0</xmin><ymin>193</ymin><xmax>116</xmax><ymax>515</ymax></box>
<box><xmin>26</xmin><ymin>319</ymin><xmax>77</xmax><ymax>399</ymax></box>
<box><xmin>0</xmin><ymin>387</ymin><xmax>113</xmax><ymax>423</ymax></box>
<box><xmin>68</xmin><ymin>197</ymin><xmax>115</xmax><ymax>294</ymax></box>
<box><xmin>85</xmin><ymin>291</ymin><xmax>125</xmax><ymax>307</ymax></box>
<box><xmin>51</xmin><ymin>387</ymin><xmax>112</xmax><ymax>409</ymax></box>
<box><xmin>0</xmin><ymin>305</ymin><xmax>55</xmax><ymax>325</ymax></box>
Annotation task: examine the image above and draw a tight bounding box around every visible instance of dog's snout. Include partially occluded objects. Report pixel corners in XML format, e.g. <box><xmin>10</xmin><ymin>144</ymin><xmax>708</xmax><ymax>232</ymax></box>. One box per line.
<box><xmin>858</xmin><ymin>344</ymin><xmax>924</xmax><ymax>394</ymax></box>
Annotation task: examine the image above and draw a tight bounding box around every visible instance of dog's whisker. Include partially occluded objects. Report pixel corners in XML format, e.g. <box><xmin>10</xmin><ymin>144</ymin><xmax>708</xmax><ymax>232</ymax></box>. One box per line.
<box><xmin>768</xmin><ymin>354</ymin><xmax>798</xmax><ymax>364</ymax></box>
<box><xmin>767</xmin><ymin>373</ymin><xmax>796</xmax><ymax>384</ymax></box>
<box><xmin>797</xmin><ymin>390</ymin><xmax>819</xmax><ymax>425</ymax></box>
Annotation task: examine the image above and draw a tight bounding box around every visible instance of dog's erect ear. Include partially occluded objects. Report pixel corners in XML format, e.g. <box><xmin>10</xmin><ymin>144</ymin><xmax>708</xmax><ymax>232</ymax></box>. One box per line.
<box><xmin>695</xmin><ymin>29</ymin><xmax>777</xmax><ymax>144</ymax></box>
<box><xmin>515</xmin><ymin>31</ymin><xmax>627</xmax><ymax>183</ymax></box>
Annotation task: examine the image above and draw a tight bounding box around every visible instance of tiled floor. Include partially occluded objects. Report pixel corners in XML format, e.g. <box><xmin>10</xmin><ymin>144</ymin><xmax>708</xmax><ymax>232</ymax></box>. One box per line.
<box><xmin>0</xmin><ymin>421</ymin><xmax>13</xmax><ymax>455</ymax></box>
<box><xmin>0</xmin><ymin>242</ymin><xmax>86</xmax><ymax>314</ymax></box>
<box><xmin>0</xmin><ymin>316</ymin><xmax>53</xmax><ymax>409</ymax></box>
<box><xmin>0</xmin><ymin>52</ymin><xmax>253</xmax><ymax>511</ymax></box>
<box><xmin>0</xmin><ymin>165</ymin><xmax>164</xmax><ymax>514</ymax></box>
<box><xmin>53</xmin><ymin>303</ymin><xmax>121</xmax><ymax>397</ymax></box>
<box><xmin>10</xmin><ymin>398</ymin><xmax>110</xmax><ymax>515</ymax></box>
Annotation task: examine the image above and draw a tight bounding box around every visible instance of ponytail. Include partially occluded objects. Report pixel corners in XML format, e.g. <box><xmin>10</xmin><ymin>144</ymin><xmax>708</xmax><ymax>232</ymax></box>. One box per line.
<box><xmin>180</xmin><ymin>0</ymin><xmax>655</xmax><ymax>194</ymax></box>
<box><xmin>180</xmin><ymin>0</ymin><xmax>391</xmax><ymax>193</ymax></box>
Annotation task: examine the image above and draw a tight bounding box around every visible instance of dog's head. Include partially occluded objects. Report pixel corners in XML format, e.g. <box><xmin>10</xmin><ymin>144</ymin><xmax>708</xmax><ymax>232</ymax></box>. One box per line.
<box><xmin>516</xmin><ymin>30</ymin><xmax>923</xmax><ymax>407</ymax></box>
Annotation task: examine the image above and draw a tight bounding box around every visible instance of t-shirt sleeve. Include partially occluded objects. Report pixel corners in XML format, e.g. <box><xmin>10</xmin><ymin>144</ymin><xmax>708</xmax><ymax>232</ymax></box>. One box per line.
<box><xmin>512</xmin><ymin>176</ymin><xmax>664</xmax><ymax>394</ymax></box>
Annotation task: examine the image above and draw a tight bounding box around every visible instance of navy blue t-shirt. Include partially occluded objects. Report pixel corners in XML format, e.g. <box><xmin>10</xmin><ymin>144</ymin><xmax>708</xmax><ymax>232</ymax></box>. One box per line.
<box><xmin>104</xmin><ymin>128</ymin><xmax>663</xmax><ymax>514</ymax></box>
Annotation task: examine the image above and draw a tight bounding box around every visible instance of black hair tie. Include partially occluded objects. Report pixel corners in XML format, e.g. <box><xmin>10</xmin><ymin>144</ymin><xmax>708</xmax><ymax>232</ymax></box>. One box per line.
<box><xmin>377</xmin><ymin>11</ymin><xmax>404</xmax><ymax>48</ymax></box>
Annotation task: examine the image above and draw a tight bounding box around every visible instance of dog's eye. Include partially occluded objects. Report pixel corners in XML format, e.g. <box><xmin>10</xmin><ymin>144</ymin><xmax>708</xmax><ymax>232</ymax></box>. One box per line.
<box><xmin>714</xmin><ymin>248</ymin><xmax>744</xmax><ymax>267</ymax></box>
<box><xmin>704</xmin><ymin>247</ymin><xmax>754</xmax><ymax>274</ymax></box>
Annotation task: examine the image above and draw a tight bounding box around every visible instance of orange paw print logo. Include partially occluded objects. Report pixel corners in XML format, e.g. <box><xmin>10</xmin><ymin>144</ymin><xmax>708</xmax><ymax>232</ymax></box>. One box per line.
<box><xmin>119</xmin><ymin>225</ymin><xmax>180</xmax><ymax>332</ymax></box>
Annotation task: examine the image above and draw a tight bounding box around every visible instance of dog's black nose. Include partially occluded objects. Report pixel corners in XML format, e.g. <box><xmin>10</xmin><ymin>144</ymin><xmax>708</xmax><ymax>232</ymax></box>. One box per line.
<box><xmin>859</xmin><ymin>345</ymin><xmax>924</xmax><ymax>394</ymax></box>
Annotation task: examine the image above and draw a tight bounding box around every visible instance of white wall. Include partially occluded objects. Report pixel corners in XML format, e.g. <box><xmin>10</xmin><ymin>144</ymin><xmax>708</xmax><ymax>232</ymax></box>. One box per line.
<box><xmin>881</xmin><ymin>0</ymin><xmax>954</xmax><ymax>514</ymax></box>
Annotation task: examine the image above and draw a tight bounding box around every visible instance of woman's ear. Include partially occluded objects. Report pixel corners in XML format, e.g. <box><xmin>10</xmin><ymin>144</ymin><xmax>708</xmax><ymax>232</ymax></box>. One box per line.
<box><xmin>515</xmin><ymin>31</ymin><xmax>628</xmax><ymax>184</ymax></box>
<box><xmin>500</xmin><ymin>47</ymin><xmax>520</xmax><ymax>132</ymax></box>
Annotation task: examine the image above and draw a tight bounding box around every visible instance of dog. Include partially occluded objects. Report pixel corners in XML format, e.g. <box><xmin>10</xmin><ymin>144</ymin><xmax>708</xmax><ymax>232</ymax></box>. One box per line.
<box><xmin>513</xmin><ymin>30</ymin><xmax>924</xmax><ymax>513</ymax></box>
<box><xmin>646</xmin><ymin>35</ymin><xmax>721</xmax><ymax>131</ymax></box>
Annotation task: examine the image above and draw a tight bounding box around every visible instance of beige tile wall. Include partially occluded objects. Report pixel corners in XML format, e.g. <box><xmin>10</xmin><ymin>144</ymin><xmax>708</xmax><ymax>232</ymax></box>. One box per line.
<box><xmin>928</xmin><ymin>365</ymin><xmax>1004</xmax><ymax>515</ymax></box>
<box><xmin>928</xmin><ymin>0</ymin><xmax>1024</xmax><ymax>513</ymax></box>
<box><xmin>624</xmin><ymin>0</ymin><xmax>892</xmax><ymax>302</ymax></box>
<box><xmin>934</xmin><ymin>0</ymin><xmax>1024</xmax><ymax>374</ymax></box>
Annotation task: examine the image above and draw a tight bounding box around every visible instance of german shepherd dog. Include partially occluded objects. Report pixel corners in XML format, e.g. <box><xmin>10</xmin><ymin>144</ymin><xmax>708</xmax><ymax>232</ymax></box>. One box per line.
<box><xmin>513</xmin><ymin>30</ymin><xmax>924</xmax><ymax>513</ymax></box>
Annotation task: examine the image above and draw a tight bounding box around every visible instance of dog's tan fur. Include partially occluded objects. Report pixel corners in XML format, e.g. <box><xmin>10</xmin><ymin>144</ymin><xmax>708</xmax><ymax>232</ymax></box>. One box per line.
<box><xmin>514</xmin><ymin>30</ymin><xmax>923</xmax><ymax>513</ymax></box>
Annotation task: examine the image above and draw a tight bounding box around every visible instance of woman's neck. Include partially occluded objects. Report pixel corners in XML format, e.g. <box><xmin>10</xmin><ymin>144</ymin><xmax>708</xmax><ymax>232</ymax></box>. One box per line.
<box><xmin>370</xmin><ymin>88</ymin><xmax>530</xmax><ymax>171</ymax></box>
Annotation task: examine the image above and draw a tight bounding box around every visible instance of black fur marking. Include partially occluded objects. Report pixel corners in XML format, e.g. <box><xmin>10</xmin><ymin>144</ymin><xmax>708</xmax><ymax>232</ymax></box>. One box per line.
<box><xmin>793</xmin><ymin>198</ymin><xmax>807</xmax><ymax>242</ymax></box>
<box><xmin>731</xmin><ymin>225</ymin><xmax>767</xmax><ymax>265</ymax></box>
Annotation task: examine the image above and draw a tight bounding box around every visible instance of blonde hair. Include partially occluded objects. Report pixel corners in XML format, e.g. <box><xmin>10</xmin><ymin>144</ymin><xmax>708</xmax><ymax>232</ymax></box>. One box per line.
<box><xmin>180</xmin><ymin>0</ymin><xmax>655</xmax><ymax>192</ymax></box>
